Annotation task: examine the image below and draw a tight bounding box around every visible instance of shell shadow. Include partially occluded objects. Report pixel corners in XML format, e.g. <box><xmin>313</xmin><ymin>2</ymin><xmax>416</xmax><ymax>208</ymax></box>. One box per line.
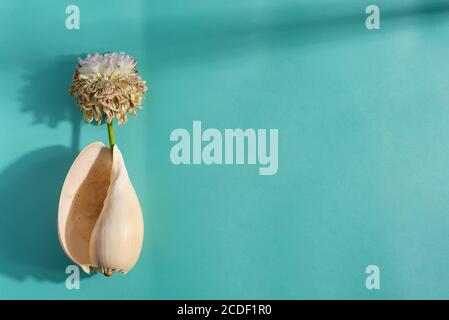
<box><xmin>0</xmin><ymin>146</ymin><xmax>90</xmax><ymax>282</ymax></box>
<box><xmin>0</xmin><ymin>55</ymin><xmax>93</xmax><ymax>282</ymax></box>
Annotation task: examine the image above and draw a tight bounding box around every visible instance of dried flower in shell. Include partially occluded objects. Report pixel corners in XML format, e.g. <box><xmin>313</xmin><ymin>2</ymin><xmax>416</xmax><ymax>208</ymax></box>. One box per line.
<box><xmin>69</xmin><ymin>53</ymin><xmax>147</xmax><ymax>125</ymax></box>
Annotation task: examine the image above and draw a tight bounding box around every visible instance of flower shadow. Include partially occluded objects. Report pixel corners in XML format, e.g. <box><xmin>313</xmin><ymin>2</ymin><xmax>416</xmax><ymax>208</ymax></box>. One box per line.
<box><xmin>19</xmin><ymin>55</ymin><xmax>82</xmax><ymax>153</ymax></box>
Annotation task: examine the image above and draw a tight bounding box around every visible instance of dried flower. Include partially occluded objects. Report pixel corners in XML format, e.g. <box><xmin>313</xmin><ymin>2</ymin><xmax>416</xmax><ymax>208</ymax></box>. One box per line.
<box><xmin>69</xmin><ymin>53</ymin><xmax>147</xmax><ymax>125</ymax></box>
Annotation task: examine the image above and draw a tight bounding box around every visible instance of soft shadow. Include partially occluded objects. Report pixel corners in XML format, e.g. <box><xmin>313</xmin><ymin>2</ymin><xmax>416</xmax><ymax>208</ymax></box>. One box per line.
<box><xmin>19</xmin><ymin>55</ymin><xmax>81</xmax><ymax>154</ymax></box>
<box><xmin>0</xmin><ymin>56</ymin><xmax>92</xmax><ymax>282</ymax></box>
<box><xmin>0</xmin><ymin>146</ymin><xmax>74</xmax><ymax>281</ymax></box>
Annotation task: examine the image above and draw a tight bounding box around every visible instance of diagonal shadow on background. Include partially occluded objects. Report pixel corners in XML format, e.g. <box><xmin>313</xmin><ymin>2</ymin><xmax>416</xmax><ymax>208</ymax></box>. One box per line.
<box><xmin>141</xmin><ymin>1</ymin><xmax>449</xmax><ymax>71</ymax></box>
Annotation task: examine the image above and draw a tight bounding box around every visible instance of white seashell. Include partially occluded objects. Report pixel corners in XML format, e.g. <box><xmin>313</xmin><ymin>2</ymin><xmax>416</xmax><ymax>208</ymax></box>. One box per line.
<box><xmin>58</xmin><ymin>142</ymin><xmax>144</xmax><ymax>276</ymax></box>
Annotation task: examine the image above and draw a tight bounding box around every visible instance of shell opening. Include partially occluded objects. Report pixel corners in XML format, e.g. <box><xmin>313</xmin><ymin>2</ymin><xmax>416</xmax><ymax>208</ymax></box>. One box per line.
<box><xmin>62</xmin><ymin>144</ymin><xmax>112</xmax><ymax>272</ymax></box>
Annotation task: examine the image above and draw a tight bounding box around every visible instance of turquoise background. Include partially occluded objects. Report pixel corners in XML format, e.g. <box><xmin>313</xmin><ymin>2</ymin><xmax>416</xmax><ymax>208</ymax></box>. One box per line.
<box><xmin>0</xmin><ymin>0</ymin><xmax>449</xmax><ymax>299</ymax></box>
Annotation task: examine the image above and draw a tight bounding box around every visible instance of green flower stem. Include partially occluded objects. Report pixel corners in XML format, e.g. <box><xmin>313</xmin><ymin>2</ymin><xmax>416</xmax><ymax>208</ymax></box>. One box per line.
<box><xmin>107</xmin><ymin>121</ymin><xmax>115</xmax><ymax>152</ymax></box>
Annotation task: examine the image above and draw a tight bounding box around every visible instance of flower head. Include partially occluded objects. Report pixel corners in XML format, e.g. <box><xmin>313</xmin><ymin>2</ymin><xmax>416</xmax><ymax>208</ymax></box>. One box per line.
<box><xmin>70</xmin><ymin>52</ymin><xmax>147</xmax><ymax>125</ymax></box>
